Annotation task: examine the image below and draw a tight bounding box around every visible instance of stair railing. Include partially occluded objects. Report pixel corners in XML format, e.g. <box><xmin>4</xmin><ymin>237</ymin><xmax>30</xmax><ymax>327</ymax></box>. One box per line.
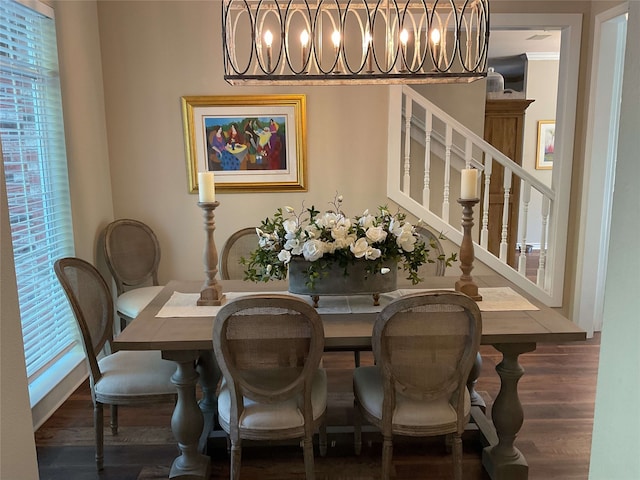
<box><xmin>387</xmin><ymin>85</ymin><xmax>564</xmax><ymax>306</ymax></box>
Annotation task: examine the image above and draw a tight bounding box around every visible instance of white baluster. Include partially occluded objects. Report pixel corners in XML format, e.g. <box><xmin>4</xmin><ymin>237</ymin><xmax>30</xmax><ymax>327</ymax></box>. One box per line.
<box><xmin>402</xmin><ymin>99</ymin><xmax>412</xmax><ymax>195</ymax></box>
<box><xmin>423</xmin><ymin>113</ymin><xmax>432</xmax><ymax>208</ymax></box>
<box><xmin>499</xmin><ymin>169</ymin><xmax>512</xmax><ymax>263</ymax></box>
<box><xmin>518</xmin><ymin>182</ymin><xmax>531</xmax><ymax>275</ymax></box>
<box><xmin>480</xmin><ymin>155</ymin><xmax>492</xmax><ymax>249</ymax></box>
<box><xmin>537</xmin><ymin>196</ymin><xmax>550</xmax><ymax>287</ymax></box>
<box><xmin>442</xmin><ymin>124</ymin><xmax>452</xmax><ymax>223</ymax></box>
<box><xmin>464</xmin><ymin>137</ymin><xmax>472</xmax><ymax>168</ymax></box>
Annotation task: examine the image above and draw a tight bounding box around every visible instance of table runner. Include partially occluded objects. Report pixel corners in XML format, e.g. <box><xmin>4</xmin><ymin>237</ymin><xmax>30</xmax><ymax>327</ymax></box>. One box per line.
<box><xmin>155</xmin><ymin>287</ymin><xmax>538</xmax><ymax>318</ymax></box>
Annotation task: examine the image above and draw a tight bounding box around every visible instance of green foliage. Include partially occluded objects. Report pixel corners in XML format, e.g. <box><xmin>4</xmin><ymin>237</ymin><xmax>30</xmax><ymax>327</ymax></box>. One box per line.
<box><xmin>241</xmin><ymin>196</ymin><xmax>455</xmax><ymax>287</ymax></box>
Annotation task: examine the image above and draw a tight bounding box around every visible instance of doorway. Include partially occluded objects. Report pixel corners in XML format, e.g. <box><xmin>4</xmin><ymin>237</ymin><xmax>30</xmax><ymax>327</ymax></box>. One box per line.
<box><xmin>574</xmin><ymin>4</ymin><xmax>628</xmax><ymax>337</ymax></box>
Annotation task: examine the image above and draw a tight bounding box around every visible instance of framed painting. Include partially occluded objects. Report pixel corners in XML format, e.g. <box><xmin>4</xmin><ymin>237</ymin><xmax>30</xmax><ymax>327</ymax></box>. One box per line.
<box><xmin>182</xmin><ymin>94</ymin><xmax>307</xmax><ymax>193</ymax></box>
<box><xmin>536</xmin><ymin>120</ymin><xmax>555</xmax><ymax>170</ymax></box>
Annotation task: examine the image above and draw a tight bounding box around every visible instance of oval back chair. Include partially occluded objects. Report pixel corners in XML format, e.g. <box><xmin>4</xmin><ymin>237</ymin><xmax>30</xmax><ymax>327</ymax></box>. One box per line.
<box><xmin>219</xmin><ymin>227</ymin><xmax>258</xmax><ymax>280</ymax></box>
<box><xmin>353</xmin><ymin>290</ymin><xmax>482</xmax><ymax>480</ymax></box>
<box><xmin>54</xmin><ymin>257</ymin><xmax>175</xmax><ymax>470</ymax></box>
<box><xmin>103</xmin><ymin>218</ymin><xmax>163</xmax><ymax>329</ymax></box>
<box><xmin>213</xmin><ymin>294</ymin><xmax>328</xmax><ymax>480</ymax></box>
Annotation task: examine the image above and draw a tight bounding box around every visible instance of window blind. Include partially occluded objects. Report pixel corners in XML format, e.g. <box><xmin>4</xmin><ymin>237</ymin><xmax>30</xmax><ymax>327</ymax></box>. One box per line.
<box><xmin>0</xmin><ymin>0</ymin><xmax>78</xmax><ymax>383</ymax></box>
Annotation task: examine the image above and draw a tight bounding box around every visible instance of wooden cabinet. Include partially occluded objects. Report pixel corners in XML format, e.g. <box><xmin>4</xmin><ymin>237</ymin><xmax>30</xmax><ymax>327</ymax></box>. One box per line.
<box><xmin>483</xmin><ymin>99</ymin><xmax>534</xmax><ymax>267</ymax></box>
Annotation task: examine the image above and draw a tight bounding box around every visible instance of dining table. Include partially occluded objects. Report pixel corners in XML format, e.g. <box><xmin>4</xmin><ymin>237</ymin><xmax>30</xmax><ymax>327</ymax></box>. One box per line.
<box><xmin>113</xmin><ymin>275</ymin><xmax>586</xmax><ymax>480</ymax></box>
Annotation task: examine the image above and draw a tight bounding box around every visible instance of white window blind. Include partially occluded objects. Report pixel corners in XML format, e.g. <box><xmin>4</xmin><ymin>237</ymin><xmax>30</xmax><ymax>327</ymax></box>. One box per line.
<box><xmin>0</xmin><ymin>0</ymin><xmax>78</xmax><ymax>385</ymax></box>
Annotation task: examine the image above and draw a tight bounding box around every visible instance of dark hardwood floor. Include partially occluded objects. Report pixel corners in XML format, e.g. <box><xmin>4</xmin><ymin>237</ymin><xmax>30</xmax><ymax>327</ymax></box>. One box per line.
<box><xmin>36</xmin><ymin>334</ymin><xmax>600</xmax><ymax>479</ymax></box>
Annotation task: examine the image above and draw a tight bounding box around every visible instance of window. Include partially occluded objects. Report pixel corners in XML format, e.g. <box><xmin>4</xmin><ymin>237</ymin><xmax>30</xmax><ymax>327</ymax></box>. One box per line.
<box><xmin>1</xmin><ymin>0</ymin><xmax>78</xmax><ymax>403</ymax></box>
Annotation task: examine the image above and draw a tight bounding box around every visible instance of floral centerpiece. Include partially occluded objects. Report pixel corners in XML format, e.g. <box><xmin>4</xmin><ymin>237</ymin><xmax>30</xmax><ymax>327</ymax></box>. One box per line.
<box><xmin>242</xmin><ymin>195</ymin><xmax>455</xmax><ymax>288</ymax></box>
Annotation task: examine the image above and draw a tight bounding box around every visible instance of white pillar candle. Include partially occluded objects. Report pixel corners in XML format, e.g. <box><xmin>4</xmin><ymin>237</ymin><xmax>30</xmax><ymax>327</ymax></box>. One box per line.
<box><xmin>460</xmin><ymin>168</ymin><xmax>478</xmax><ymax>200</ymax></box>
<box><xmin>198</xmin><ymin>171</ymin><xmax>216</xmax><ymax>203</ymax></box>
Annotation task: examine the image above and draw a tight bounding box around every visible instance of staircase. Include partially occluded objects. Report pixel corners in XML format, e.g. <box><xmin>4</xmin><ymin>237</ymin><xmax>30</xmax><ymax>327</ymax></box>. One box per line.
<box><xmin>387</xmin><ymin>85</ymin><xmax>565</xmax><ymax>307</ymax></box>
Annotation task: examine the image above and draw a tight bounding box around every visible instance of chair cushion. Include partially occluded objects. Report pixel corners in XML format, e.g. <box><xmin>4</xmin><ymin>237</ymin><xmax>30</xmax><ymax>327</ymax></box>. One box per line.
<box><xmin>116</xmin><ymin>286</ymin><xmax>163</xmax><ymax>318</ymax></box>
<box><xmin>353</xmin><ymin>366</ymin><xmax>470</xmax><ymax>428</ymax></box>
<box><xmin>218</xmin><ymin>369</ymin><xmax>327</xmax><ymax>431</ymax></box>
<box><xmin>95</xmin><ymin>350</ymin><xmax>175</xmax><ymax>398</ymax></box>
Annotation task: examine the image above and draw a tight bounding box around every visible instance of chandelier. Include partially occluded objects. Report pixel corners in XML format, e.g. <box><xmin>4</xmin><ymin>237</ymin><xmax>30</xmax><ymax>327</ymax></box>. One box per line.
<box><xmin>222</xmin><ymin>0</ymin><xmax>490</xmax><ymax>85</ymax></box>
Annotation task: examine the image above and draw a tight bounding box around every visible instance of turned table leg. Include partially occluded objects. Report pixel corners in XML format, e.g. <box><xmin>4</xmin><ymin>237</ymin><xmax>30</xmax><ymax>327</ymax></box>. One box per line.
<box><xmin>196</xmin><ymin>349</ymin><xmax>221</xmax><ymax>450</ymax></box>
<box><xmin>163</xmin><ymin>350</ymin><xmax>211</xmax><ymax>480</ymax></box>
<box><xmin>483</xmin><ymin>342</ymin><xmax>536</xmax><ymax>480</ymax></box>
<box><xmin>467</xmin><ymin>352</ymin><xmax>486</xmax><ymax>411</ymax></box>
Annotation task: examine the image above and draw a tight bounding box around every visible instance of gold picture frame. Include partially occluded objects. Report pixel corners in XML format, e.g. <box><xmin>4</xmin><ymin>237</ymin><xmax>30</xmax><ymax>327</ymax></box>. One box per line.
<box><xmin>535</xmin><ymin>120</ymin><xmax>555</xmax><ymax>170</ymax></box>
<box><xmin>181</xmin><ymin>94</ymin><xmax>307</xmax><ymax>193</ymax></box>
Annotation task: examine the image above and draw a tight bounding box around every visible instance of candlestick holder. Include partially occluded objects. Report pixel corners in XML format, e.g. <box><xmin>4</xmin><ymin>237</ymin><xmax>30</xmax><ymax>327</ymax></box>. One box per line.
<box><xmin>197</xmin><ymin>201</ymin><xmax>226</xmax><ymax>306</ymax></box>
<box><xmin>455</xmin><ymin>198</ymin><xmax>482</xmax><ymax>301</ymax></box>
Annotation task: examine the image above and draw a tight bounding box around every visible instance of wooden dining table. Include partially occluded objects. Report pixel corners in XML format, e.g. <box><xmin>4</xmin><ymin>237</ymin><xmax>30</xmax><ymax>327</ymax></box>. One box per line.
<box><xmin>113</xmin><ymin>276</ymin><xmax>586</xmax><ymax>480</ymax></box>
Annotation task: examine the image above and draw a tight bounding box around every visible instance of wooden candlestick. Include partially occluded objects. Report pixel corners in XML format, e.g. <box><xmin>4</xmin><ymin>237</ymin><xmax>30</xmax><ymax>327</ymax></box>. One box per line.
<box><xmin>455</xmin><ymin>198</ymin><xmax>482</xmax><ymax>301</ymax></box>
<box><xmin>197</xmin><ymin>201</ymin><xmax>225</xmax><ymax>306</ymax></box>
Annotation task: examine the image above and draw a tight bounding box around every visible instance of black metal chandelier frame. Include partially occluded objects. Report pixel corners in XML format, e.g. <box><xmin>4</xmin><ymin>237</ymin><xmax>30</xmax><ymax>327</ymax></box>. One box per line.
<box><xmin>222</xmin><ymin>0</ymin><xmax>490</xmax><ymax>85</ymax></box>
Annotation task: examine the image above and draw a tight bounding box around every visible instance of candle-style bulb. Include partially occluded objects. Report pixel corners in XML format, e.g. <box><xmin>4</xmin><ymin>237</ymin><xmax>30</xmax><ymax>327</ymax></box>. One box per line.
<box><xmin>364</xmin><ymin>31</ymin><xmax>373</xmax><ymax>72</ymax></box>
<box><xmin>331</xmin><ymin>30</ymin><xmax>341</xmax><ymax>49</ymax></box>
<box><xmin>300</xmin><ymin>29</ymin><xmax>309</xmax><ymax>71</ymax></box>
<box><xmin>264</xmin><ymin>29</ymin><xmax>273</xmax><ymax>47</ymax></box>
<box><xmin>300</xmin><ymin>29</ymin><xmax>309</xmax><ymax>47</ymax></box>
<box><xmin>264</xmin><ymin>29</ymin><xmax>273</xmax><ymax>71</ymax></box>
<box><xmin>430</xmin><ymin>28</ymin><xmax>440</xmax><ymax>45</ymax></box>
<box><xmin>400</xmin><ymin>29</ymin><xmax>409</xmax><ymax>46</ymax></box>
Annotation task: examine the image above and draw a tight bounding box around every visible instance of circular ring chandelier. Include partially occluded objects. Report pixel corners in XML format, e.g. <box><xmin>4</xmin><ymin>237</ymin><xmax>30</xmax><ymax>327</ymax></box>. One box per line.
<box><xmin>222</xmin><ymin>0</ymin><xmax>490</xmax><ymax>85</ymax></box>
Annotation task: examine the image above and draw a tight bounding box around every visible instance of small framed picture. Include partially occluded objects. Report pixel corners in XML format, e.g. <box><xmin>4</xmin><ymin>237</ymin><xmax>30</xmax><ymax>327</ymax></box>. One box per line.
<box><xmin>536</xmin><ymin>120</ymin><xmax>555</xmax><ymax>170</ymax></box>
<box><xmin>181</xmin><ymin>94</ymin><xmax>307</xmax><ymax>193</ymax></box>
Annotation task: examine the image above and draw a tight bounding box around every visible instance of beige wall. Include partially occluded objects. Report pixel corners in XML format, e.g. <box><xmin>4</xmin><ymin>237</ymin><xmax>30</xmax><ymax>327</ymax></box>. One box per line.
<box><xmin>95</xmin><ymin>0</ymin><xmax>486</xmax><ymax>284</ymax></box>
<box><xmin>56</xmin><ymin>0</ymin><xmax>114</xmax><ymax>266</ymax></box>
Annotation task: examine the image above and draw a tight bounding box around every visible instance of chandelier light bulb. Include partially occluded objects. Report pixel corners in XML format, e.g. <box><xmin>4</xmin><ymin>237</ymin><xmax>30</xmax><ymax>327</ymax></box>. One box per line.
<box><xmin>300</xmin><ymin>29</ymin><xmax>309</xmax><ymax>47</ymax></box>
<box><xmin>264</xmin><ymin>29</ymin><xmax>273</xmax><ymax>47</ymax></box>
<box><xmin>430</xmin><ymin>28</ymin><xmax>441</xmax><ymax>45</ymax></box>
<box><xmin>364</xmin><ymin>31</ymin><xmax>372</xmax><ymax>48</ymax></box>
<box><xmin>400</xmin><ymin>29</ymin><xmax>409</xmax><ymax>46</ymax></box>
<box><xmin>331</xmin><ymin>30</ymin><xmax>341</xmax><ymax>48</ymax></box>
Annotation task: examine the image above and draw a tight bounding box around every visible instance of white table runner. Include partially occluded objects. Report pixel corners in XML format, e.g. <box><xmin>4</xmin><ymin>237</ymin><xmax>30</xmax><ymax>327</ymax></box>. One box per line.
<box><xmin>155</xmin><ymin>287</ymin><xmax>538</xmax><ymax>318</ymax></box>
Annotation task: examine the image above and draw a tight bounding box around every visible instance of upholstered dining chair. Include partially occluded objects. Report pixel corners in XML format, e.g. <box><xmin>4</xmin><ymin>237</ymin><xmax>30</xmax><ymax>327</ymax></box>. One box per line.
<box><xmin>103</xmin><ymin>218</ymin><xmax>164</xmax><ymax>330</ymax></box>
<box><xmin>213</xmin><ymin>294</ymin><xmax>328</xmax><ymax>480</ymax></box>
<box><xmin>54</xmin><ymin>257</ymin><xmax>176</xmax><ymax>470</ymax></box>
<box><xmin>353</xmin><ymin>290</ymin><xmax>482</xmax><ymax>480</ymax></box>
<box><xmin>219</xmin><ymin>227</ymin><xmax>258</xmax><ymax>280</ymax></box>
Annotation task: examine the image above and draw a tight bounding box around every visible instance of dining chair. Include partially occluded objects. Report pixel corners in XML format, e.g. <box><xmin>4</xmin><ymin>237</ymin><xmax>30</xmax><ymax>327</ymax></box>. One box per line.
<box><xmin>103</xmin><ymin>218</ymin><xmax>164</xmax><ymax>330</ymax></box>
<box><xmin>219</xmin><ymin>227</ymin><xmax>258</xmax><ymax>280</ymax></box>
<box><xmin>353</xmin><ymin>290</ymin><xmax>482</xmax><ymax>480</ymax></box>
<box><xmin>213</xmin><ymin>294</ymin><xmax>328</xmax><ymax>480</ymax></box>
<box><xmin>54</xmin><ymin>257</ymin><xmax>176</xmax><ymax>470</ymax></box>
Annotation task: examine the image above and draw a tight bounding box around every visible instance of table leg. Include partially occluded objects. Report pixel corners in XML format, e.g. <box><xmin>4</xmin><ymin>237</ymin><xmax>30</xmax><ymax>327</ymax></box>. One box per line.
<box><xmin>482</xmin><ymin>342</ymin><xmax>536</xmax><ymax>480</ymax></box>
<box><xmin>467</xmin><ymin>352</ymin><xmax>486</xmax><ymax>412</ymax></box>
<box><xmin>196</xmin><ymin>349</ymin><xmax>221</xmax><ymax>451</ymax></box>
<box><xmin>163</xmin><ymin>350</ymin><xmax>211</xmax><ymax>480</ymax></box>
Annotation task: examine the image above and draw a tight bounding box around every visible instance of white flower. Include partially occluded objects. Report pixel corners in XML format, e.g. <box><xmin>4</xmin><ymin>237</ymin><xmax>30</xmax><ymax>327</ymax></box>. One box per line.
<box><xmin>305</xmin><ymin>224</ymin><xmax>321</xmax><ymax>239</ymax></box>
<box><xmin>350</xmin><ymin>237</ymin><xmax>370</xmax><ymax>258</ymax></box>
<box><xmin>283</xmin><ymin>218</ymin><xmax>298</xmax><ymax>234</ymax></box>
<box><xmin>317</xmin><ymin>212</ymin><xmax>341</xmax><ymax>229</ymax></box>
<box><xmin>366</xmin><ymin>225</ymin><xmax>387</xmax><ymax>243</ymax></box>
<box><xmin>364</xmin><ymin>247</ymin><xmax>381</xmax><ymax>260</ymax></box>
<box><xmin>285</xmin><ymin>206</ymin><xmax>295</xmax><ymax>213</ymax></box>
<box><xmin>277</xmin><ymin>249</ymin><xmax>292</xmax><ymax>264</ymax></box>
<box><xmin>284</xmin><ymin>237</ymin><xmax>303</xmax><ymax>255</ymax></box>
<box><xmin>380</xmin><ymin>267</ymin><xmax>391</xmax><ymax>274</ymax></box>
<box><xmin>333</xmin><ymin>234</ymin><xmax>356</xmax><ymax>250</ymax></box>
<box><xmin>396</xmin><ymin>229</ymin><xmax>417</xmax><ymax>252</ymax></box>
<box><xmin>331</xmin><ymin>217</ymin><xmax>352</xmax><ymax>240</ymax></box>
<box><xmin>359</xmin><ymin>212</ymin><xmax>375</xmax><ymax>229</ymax></box>
<box><xmin>302</xmin><ymin>239</ymin><xmax>325</xmax><ymax>261</ymax></box>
